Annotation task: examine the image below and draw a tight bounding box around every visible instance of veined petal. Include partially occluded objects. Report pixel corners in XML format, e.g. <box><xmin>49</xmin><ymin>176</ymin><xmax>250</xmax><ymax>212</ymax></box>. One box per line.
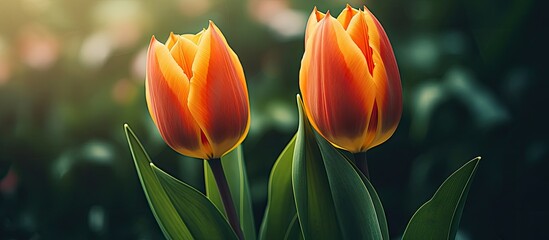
<box><xmin>169</xmin><ymin>35</ymin><xmax>198</xmax><ymax>79</ymax></box>
<box><xmin>346</xmin><ymin>10</ymin><xmax>375</xmax><ymax>75</ymax></box>
<box><xmin>364</xmin><ymin>7</ymin><xmax>402</xmax><ymax>146</ymax></box>
<box><xmin>365</xmin><ymin>49</ymin><xmax>399</xmax><ymax>150</ymax></box>
<box><xmin>336</xmin><ymin>4</ymin><xmax>359</xmax><ymax>30</ymax></box>
<box><xmin>300</xmin><ymin>14</ymin><xmax>376</xmax><ymax>153</ymax></box>
<box><xmin>361</xmin><ymin>51</ymin><xmax>388</xmax><ymax>150</ymax></box>
<box><xmin>362</xmin><ymin>100</ymin><xmax>379</xmax><ymax>150</ymax></box>
<box><xmin>188</xmin><ymin>21</ymin><xmax>250</xmax><ymax>158</ymax></box>
<box><xmin>146</xmin><ymin>37</ymin><xmax>207</xmax><ymax>159</ymax></box>
<box><xmin>304</xmin><ymin>7</ymin><xmax>325</xmax><ymax>44</ymax></box>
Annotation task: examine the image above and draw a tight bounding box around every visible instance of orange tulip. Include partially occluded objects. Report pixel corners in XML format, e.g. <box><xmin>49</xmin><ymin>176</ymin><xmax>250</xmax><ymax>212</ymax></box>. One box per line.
<box><xmin>300</xmin><ymin>5</ymin><xmax>402</xmax><ymax>153</ymax></box>
<box><xmin>145</xmin><ymin>21</ymin><xmax>250</xmax><ymax>159</ymax></box>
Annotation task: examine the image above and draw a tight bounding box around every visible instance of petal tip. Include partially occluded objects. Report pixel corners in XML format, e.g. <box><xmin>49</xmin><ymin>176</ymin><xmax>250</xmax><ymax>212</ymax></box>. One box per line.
<box><xmin>363</xmin><ymin>5</ymin><xmax>372</xmax><ymax>13</ymax></box>
<box><xmin>149</xmin><ymin>36</ymin><xmax>160</xmax><ymax>49</ymax></box>
<box><xmin>207</xmin><ymin>20</ymin><xmax>220</xmax><ymax>35</ymax></box>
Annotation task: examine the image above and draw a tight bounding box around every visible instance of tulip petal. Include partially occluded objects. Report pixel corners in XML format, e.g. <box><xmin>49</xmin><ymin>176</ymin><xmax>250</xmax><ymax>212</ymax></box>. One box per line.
<box><xmin>346</xmin><ymin>10</ymin><xmax>375</xmax><ymax>76</ymax></box>
<box><xmin>169</xmin><ymin>35</ymin><xmax>198</xmax><ymax>79</ymax></box>
<box><xmin>188</xmin><ymin>21</ymin><xmax>250</xmax><ymax>158</ymax></box>
<box><xmin>365</xmin><ymin>51</ymin><xmax>392</xmax><ymax>149</ymax></box>
<box><xmin>363</xmin><ymin>7</ymin><xmax>402</xmax><ymax>148</ymax></box>
<box><xmin>165</xmin><ymin>32</ymin><xmax>179</xmax><ymax>50</ymax></box>
<box><xmin>300</xmin><ymin>14</ymin><xmax>376</xmax><ymax>152</ymax></box>
<box><xmin>305</xmin><ymin>7</ymin><xmax>326</xmax><ymax>44</ymax></box>
<box><xmin>364</xmin><ymin>100</ymin><xmax>380</xmax><ymax>148</ymax></box>
<box><xmin>146</xmin><ymin>37</ymin><xmax>207</xmax><ymax>159</ymax></box>
<box><xmin>336</xmin><ymin>4</ymin><xmax>359</xmax><ymax>30</ymax></box>
<box><xmin>182</xmin><ymin>29</ymin><xmax>205</xmax><ymax>45</ymax></box>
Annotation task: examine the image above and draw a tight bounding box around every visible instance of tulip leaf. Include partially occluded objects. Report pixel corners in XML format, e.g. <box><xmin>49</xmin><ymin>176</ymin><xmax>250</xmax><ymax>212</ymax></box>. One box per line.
<box><xmin>346</xmin><ymin>156</ymin><xmax>390</xmax><ymax>240</ymax></box>
<box><xmin>204</xmin><ymin>146</ymin><xmax>256</xmax><ymax>240</ymax></box>
<box><xmin>292</xmin><ymin>99</ymin><xmax>341</xmax><ymax>240</ymax></box>
<box><xmin>314</xmin><ymin>129</ymin><xmax>383</xmax><ymax>239</ymax></box>
<box><xmin>292</xmin><ymin>96</ymin><xmax>383</xmax><ymax>240</ymax></box>
<box><xmin>124</xmin><ymin>124</ymin><xmax>237</xmax><ymax>240</ymax></box>
<box><xmin>259</xmin><ymin>135</ymin><xmax>303</xmax><ymax>240</ymax></box>
<box><xmin>151</xmin><ymin>164</ymin><xmax>238</xmax><ymax>240</ymax></box>
<box><xmin>402</xmin><ymin>157</ymin><xmax>481</xmax><ymax>240</ymax></box>
<box><xmin>362</xmin><ymin>174</ymin><xmax>390</xmax><ymax>240</ymax></box>
<box><xmin>125</xmin><ymin>124</ymin><xmax>192</xmax><ymax>239</ymax></box>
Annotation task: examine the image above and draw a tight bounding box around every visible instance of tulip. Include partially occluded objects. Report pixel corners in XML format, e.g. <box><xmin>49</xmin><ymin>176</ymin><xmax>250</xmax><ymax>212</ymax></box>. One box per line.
<box><xmin>145</xmin><ymin>21</ymin><xmax>250</xmax><ymax>160</ymax></box>
<box><xmin>300</xmin><ymin>5</ymin><xmax>402</xmax><ymax>153</ymax></box>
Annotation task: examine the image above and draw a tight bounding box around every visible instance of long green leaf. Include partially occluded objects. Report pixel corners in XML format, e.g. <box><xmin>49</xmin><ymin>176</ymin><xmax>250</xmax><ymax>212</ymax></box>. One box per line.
<box><xmin>259</xmin><ymin>135</ymin><xmax>302</xmax><ymax>240</ymax></box>
<box><xmin>151</xmin><ymin>164</ymin><xmax>238</xmax><ymax>240</ymax></box>
<box><xmin>362</xmin><ymin>174</ymin><xmax>389</xmax><ymax>240</ymax></box>
<box><xmin>292</xmin><ymin>96</ymin><xmax>383</xmax><ymax>239</ymax></box>
<box><xmin>125</xmin><ymin>124</ymin><xmax>237</xmax><ymax>240</ymax></box>
<box><xmin>204</xmin><ymin>146</ymin><xmax>256</xmax><ymax>240</ymax></box>
<box><xmin>315</xmin><ymin>131</ymin><xmax>383</xmax><ymax>239</ymax></box>
<box><xmin>292</xmin><ymin>97</ymin><xmax>341</xmax><ymax>240</ymax></box>
<box><xmin>346</xmin><ymin>156</ymin><xmax>390</xmax><ymax>239</ymax></box>
<box><xmin>124</xmin><ymin>124</ymin><xmax>192</xmax><ymax>240</ymax></box>
<box><xmin>402</xmin><ymin>157</ymin><xmax>481</xmax><ymax>240</ymax></box>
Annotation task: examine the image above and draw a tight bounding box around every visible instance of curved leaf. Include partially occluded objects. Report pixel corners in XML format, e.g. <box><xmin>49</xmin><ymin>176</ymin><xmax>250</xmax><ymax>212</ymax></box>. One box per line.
<box><xmin>204</xmin><ymin>146</ymin><xmax>256</xmax><ymax>240</ymax></box>
<box><xmin>259</xmin><ymin>135</ymin><xmax>302</xmax><ymax>240</ymax></box>
<box><xmin>346</xmin><ymin>156</ymin><xmax>390</xmax><ymax>239</ymax></box>
<box><xmin>292</xmin><ymin>96</ymin><xmax>383</xmax><ymax>239</ymax></box>
<box><xmin>292</xmin><ymin>97</ymin><xmax>341</xmax><ymax>240</ymax></box>
<box><xmin>402</xmin><ymin>157</ymin><xmax>481</xmax><ymax>240</ymax></box>
<box><xmin>315</xmin><ymin>130</ymin><xmax>383</xmax><ymax>239</ymax></box>
<box><xmin>125</xmin><ymin>124</ymin><xmax>192</xmax><ymax>239</ymax></box>
<box><xmin>152</xmin><ymin>164</ymin><xmax>238</xmax><ymax>240</ymax></box>
<box><xmin>362</xmin><ymin>174</ymin><xmax>389</xmax><ymax>240</ymax></box>
<box><xmin>125</xmin><ymin>124</ymin><xmax>237</xmax><ymax>240</ymax></box>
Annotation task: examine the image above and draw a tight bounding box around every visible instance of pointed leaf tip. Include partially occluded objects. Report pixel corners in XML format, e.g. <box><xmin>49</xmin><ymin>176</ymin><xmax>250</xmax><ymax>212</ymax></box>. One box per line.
<box><xmin>124</xmin><ymin>124</ymin><xmax>135</xmax><ymax>138</ymax></box>
<box><xmin>402</xmin><ymin>157</ymin><xmax>481</xmax><ymax>239</ymax></box>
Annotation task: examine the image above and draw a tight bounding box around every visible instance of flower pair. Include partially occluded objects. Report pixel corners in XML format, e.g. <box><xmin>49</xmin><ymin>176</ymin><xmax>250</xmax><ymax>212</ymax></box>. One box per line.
<box><xmin>145</xmin><ymin>5</ymin><xmax>401</xmax><ymax>159</ymax></box>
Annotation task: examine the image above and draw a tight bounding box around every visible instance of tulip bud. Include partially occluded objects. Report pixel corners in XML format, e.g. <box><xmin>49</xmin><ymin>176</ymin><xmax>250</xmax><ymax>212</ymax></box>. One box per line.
<box><xmin>300</xmin><ymin>5</ymin><xmax>402</xmax><ymax>153</ymax></box>
<box><xmin>145</xmin><ymin>21</ymin><xmax>250</xmax><ymax>159</ymax></box>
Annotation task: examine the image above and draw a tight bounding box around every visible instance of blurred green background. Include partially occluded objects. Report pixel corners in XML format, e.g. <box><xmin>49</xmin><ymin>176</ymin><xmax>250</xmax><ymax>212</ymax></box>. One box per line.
<box><xmin>0</xmin><ymin>0</ymin><xmax>546</xmax><ymax>239</ymax></box>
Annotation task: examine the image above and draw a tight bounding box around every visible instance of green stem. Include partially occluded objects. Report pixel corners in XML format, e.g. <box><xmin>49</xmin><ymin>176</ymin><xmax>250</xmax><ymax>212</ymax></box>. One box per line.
<box><xmin>354</xmin><ymin>152</ymin><xmax>370</xmax><ymax>180</ymax></box>
<box><xmin>207</xmin><ymin>158</ymin><xmax>244</xmax><ymax>240</ymax></box>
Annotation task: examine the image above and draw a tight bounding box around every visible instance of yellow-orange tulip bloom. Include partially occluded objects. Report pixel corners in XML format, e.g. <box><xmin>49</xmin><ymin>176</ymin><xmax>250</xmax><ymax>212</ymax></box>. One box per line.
<box><xmin>146</xmin><ymin>21</ymin><xmax>250</xmax><ymax>159</ymax></box>
<box><xmin>300</xmin><ymin>5</ymin><xmax>402</xmax><ymax>153</ymax></box>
